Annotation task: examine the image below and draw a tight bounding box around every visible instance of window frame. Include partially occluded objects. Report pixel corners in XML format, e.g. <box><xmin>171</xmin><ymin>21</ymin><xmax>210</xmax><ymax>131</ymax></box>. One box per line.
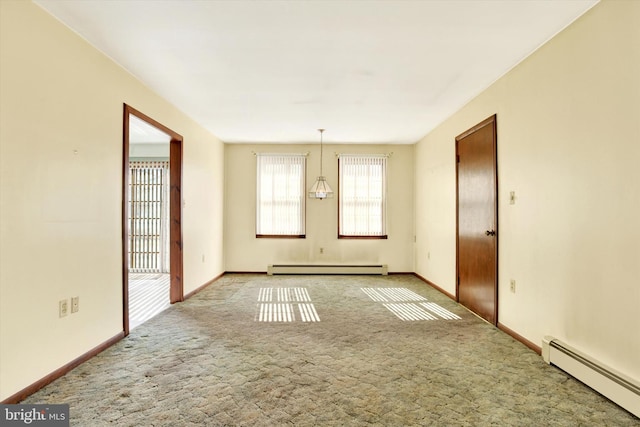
<box><xmin>338</xmin><ymin>154</ymin><xmax>388</xmax><ymax>239</ymax></box>
<box><xmin>255</xmin><ymin>153</ymin><xmax>307</xmax><ymax>239</ymax></box>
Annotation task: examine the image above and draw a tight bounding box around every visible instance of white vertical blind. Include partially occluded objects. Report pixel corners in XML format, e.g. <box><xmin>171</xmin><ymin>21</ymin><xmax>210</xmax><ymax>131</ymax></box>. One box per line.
<box><xmin>256</xmin><ymin>154</ymin><xmax>306</xmax><ymax>236</ymax></box>
<box><xmin>339</xmin><ymin>154</ymin><xmax>387</xmax><ymax>237</ymax></box>
<box><xmin>129</xmin><ymin>161</ymin><xmax>170</xmax><ymax>272</ymax></box>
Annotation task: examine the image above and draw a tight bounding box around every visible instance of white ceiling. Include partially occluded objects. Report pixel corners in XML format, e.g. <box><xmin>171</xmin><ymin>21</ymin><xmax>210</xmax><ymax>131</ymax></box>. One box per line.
<box><xmin>36</xmin><ymin>0</ymin><xmax>598</xmax><ymax>144</ymax></box>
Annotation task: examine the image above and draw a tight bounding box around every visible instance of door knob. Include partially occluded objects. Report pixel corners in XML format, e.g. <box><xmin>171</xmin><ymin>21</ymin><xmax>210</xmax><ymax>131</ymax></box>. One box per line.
<box><xmin>485</xmin><ymin>230</ymin><xmax>496</xmax><ymax>236</ymax></box>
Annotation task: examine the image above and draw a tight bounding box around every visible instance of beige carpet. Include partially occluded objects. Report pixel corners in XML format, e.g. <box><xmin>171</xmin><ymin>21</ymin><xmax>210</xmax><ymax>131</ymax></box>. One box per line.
<box><xmin>24</xmin><ymin>274</ymin><xmax>638</xmax><ymax>426</ymax></box>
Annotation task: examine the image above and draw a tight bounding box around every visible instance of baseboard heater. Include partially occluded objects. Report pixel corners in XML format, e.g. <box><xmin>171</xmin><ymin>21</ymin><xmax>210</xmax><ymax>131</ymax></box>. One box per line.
<box><xmin>542</xmin><ymin>336</ymin><xmax>640</xmax><ymax>417</ymax></box>
<box><xmin>267</xmin><ymin>264</ymin><xmax>388</xmax><ymax>276</ymax></box>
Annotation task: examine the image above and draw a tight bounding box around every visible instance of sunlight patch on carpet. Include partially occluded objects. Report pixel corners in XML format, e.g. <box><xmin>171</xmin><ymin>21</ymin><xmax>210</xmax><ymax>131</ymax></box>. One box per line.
<box><xmin>420</xmin><ymin>302</ymin><xmax>461</xmax><ymax>320</ymax></box>
<box><xmin>256</xmin><ymin>288</ymin><xmax>319</xmax><ymax>322</ymax></box>
<box><xmin>362</xmin><ymin>287</ymin><xmax>461</xmax><ymax>321</ymax></box>
<box><xmin>298</xmin><ymin>303</ymin><xmax>320</xmax><ymax>322</ymax></box>
<box><xmin>257</xmin><ymin>303</ymin><xmax>295</xmax><ymax>322</ymax></box>
<box><xmin>361</xmin><ymin>287</ymin><xmax>426</xmax><ymax>302</ymax></box>
<box><xmin>384</xmin><ymin>303</ymin><xmax>437</xmax><ymax>321</ymax></box>
<box><xmin>258</xmin><ymin>287</ymin><xmax>311</xmax><ymax>302</ymax></box>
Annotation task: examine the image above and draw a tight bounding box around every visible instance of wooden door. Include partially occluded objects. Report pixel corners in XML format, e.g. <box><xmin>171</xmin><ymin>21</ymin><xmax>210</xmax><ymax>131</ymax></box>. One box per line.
<box><xmin>456</xmin><ymin>115</ymin><xmax>498</xmax><ymax>325</ymax></box>
<box><xmin>169</xmin><ymin>138</ymin><xmax>183</xmax><ymax>304</ymax></box>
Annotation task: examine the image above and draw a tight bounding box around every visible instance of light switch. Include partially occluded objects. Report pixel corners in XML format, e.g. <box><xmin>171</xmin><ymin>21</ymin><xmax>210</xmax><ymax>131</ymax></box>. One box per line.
<box><xmin>509</xmin><ymin>191</ymin><xmax>516</xmax><ymax>205</ymax></box>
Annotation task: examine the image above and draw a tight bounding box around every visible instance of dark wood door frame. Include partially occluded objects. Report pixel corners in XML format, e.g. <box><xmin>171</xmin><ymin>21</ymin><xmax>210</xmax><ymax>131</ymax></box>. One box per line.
<box><xmin>455</xmin><ymin>114</ymin><xmax>498</xmax><ymax>325</ymax></box>
<box><xmin>122</xmin><ymin>104</ymin><xmax>184</xmax><ymax>336</ymax></box>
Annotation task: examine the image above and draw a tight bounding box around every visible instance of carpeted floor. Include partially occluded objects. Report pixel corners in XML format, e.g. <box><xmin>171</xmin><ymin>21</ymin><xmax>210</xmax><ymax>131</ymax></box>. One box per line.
<box><xmin>24</xmin><ymin>274</ymin><xmax>638</xmax><ymax>426</ymax></box>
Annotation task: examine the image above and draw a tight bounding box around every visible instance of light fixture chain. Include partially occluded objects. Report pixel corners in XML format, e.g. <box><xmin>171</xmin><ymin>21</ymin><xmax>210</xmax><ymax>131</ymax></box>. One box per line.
<box><xmin>319</xmin><ymin>128</ymin><xmax>324</xmax><ymax>175</ymax></box>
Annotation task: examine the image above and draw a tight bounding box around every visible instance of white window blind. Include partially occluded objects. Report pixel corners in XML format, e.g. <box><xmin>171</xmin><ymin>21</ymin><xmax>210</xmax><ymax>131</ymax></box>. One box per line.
<box><xmin>339</xmin><ymin>154</ymin><xmax>387</xmax><ymax>237</ymax></box>
<box><xmin>129</xmin><ymin>161</ymin><xmax>170</xmax><ymax>272</ymax></box>
<box><xmin>256</xmin><ymin>153</ymin><xmax>306</xmax><ymax>236</ymax></box>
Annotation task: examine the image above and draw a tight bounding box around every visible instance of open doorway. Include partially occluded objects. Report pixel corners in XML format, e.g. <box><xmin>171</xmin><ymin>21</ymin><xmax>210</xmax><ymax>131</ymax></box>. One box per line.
<box><xmin>123</xmin><ymin>105</ymin><xmax>183</xmax><ymax>334</ymax></box>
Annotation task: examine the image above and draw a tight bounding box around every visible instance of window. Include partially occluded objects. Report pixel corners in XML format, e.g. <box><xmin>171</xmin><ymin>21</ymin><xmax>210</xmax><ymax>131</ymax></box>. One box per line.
<box><xmin>129</xmin><ymin>161</ymin><xmax>170</xmax><ymax>272</ymax></box>
<box><xmin>256</xmin><ymin>153</ymin><xmax>306</xmax><ymax>237</ymax></box>
<box><xmin>339</xmin><ymin>154</ymin><xmax>387</xmax><ymax>238</ymax></box>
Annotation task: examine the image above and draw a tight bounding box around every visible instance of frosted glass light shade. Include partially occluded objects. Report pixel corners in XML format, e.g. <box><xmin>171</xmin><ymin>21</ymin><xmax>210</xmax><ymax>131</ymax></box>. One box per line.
<box><xmin>308</xmin><ymin>176</ymin><xmax>333</xmax><ymax>199</ymax></box>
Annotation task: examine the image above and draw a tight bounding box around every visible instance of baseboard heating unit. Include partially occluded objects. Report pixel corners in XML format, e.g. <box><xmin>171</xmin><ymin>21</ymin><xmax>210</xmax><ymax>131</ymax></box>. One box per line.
<box><xmin>542</xmin><ymin>336</ymin><xmax>640</xmax><ymax>417</ymax></box>
<box><xmin>267</xmin><ymin>264</ymin><xmax>388</xmax><ymax>275</ymax></box>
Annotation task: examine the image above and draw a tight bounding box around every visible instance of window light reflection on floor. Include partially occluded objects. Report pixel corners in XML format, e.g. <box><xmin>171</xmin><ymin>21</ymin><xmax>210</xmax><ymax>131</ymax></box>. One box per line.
<box><xmin>255</xmin><ymin>288</ymin><xmax>319</xmax><ymax>322</ymax></box>
<box><xmin>362</xmin><ymin>288</ymin><xmax>461</xmax><ymax>321</ymax></box>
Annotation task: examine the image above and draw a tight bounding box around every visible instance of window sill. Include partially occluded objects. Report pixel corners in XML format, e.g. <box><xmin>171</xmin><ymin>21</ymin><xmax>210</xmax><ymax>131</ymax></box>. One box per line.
<box><xmin>256</xmin><ymin>234</ymin><xmax>306</xmax><ymax>239</ymax></box>
<box><xmin>338</xmin><ymin>235</ymin><xmax>388</xmax><ymax>240</ymax></box>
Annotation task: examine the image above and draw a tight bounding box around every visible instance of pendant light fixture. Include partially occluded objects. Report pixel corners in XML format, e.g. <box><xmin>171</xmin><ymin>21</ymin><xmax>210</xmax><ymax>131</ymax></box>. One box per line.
<box><xmin>308</xmin><ymin>128</ymin><xmax>333</xmax><ymax>200</ymax></box>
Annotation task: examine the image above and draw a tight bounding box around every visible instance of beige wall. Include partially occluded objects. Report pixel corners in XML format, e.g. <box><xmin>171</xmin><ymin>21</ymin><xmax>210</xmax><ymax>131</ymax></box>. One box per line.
<box><xmin>225</xmin><ymin>144</ymin><xmax>414</xmax><ymax>272</ymax></box>
<box><xmin>0</xmin><ymin>1</ymin><xmax>225</xmax><ymax>400</ymax></box>
<box><xmin>415</xmin><ymin>0</ymin><xmax>640</xmax><ymax>381</ymax></box>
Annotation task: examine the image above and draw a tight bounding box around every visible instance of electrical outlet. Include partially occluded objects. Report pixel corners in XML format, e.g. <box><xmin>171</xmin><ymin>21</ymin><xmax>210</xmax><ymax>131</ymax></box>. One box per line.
<box><xmin>59</xmin><ymin>299</ymin><xmax>68</xmax><ymax>318</ymax></box>
<box><xmin>510</xmin><ymin>279</ymin><xmax>516</xmax><ymax>293</ymax></box>
<box><xmin>319</xmin><ymin>247</ymin><xmax>324</xmax><ymax>254</ymax></box>
<box><xmin>71</xmin><ymin>296</ymin><xmax>79</xmax><ymax>313</ymax></box>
